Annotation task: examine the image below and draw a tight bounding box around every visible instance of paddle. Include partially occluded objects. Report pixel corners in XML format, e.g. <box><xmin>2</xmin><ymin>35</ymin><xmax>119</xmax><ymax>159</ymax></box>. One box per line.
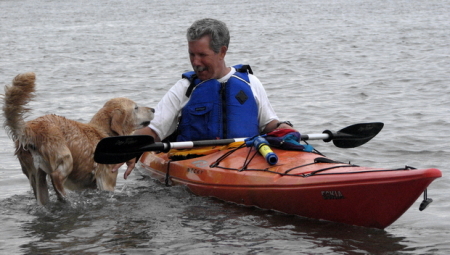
<box><xmin>94</xmin><ymin>122</ymin><xmax>383</xmax><ymax>164</ymax></box>
<box><xmin>306</xmin><ymin>122</ymin><xmax>384</xmax><ymax>148</ymax></box>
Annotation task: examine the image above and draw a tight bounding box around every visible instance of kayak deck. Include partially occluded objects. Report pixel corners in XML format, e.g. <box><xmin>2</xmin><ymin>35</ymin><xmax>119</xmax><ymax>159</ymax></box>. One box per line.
<box><xmin>137</xmin><ymin>145</ymin><xmax>441</xmax><ymax>229</ymax></box>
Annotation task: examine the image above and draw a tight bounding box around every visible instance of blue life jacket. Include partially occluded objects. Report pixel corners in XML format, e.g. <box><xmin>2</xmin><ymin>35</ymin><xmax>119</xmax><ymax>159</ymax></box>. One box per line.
<box><xmin>176</xmin><ymin>64</ymin><xmax>259</xmax><ymax>141</ymax></box>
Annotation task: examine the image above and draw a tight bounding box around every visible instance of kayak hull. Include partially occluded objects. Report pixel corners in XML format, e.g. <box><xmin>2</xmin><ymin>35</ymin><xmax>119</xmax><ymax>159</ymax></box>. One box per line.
<box><xmin>137</xmin><ymin>147</ymin><xmax>441</xmax><ymax>229</ymax></box>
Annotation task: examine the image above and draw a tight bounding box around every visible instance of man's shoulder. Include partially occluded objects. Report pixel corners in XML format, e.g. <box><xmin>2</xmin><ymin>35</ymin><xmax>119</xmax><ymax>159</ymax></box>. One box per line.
<box><xmin>167</xmin><ymin>78</ymin><xmax>191</xmax><ymax>98</ymax></box>
<box><xmin>175</xmin><ymin>77</ymin><xmax>191</xmax><ymax>87</ymax></box>
<box><xmin>248</xmin><ymin>73</ymin><xmax>262</xmax><ymax>86</ymax></box>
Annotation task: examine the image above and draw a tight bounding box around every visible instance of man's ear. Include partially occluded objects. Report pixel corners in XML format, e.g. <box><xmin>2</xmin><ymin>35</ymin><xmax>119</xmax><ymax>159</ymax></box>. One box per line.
<box><xmin>219</xmin><ymin>46</ymin><xmax>228</xmax><ymax>59</ymax></box>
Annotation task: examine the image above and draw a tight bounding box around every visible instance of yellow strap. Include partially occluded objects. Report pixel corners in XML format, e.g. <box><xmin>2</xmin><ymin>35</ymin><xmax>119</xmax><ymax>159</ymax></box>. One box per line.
<box><xmin>168</xmin><ymin>141</ymin><xmax>245</xmax><ymax>158</ymax></box>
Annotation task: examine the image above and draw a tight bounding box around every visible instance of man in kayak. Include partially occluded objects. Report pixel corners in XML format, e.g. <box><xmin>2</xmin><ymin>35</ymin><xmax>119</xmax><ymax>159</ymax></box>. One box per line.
<box><xmin>113</xmin><ymin>18</ymin><xmax>293</xmax><ymax>179</ymax></box>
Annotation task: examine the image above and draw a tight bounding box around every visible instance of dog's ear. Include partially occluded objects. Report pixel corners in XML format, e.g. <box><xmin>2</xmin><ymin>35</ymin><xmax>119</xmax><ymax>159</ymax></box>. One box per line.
<box><xmin>110</xmin><ymin>109</ymin><xmax>133</xmax><ymax>136</ymax></box>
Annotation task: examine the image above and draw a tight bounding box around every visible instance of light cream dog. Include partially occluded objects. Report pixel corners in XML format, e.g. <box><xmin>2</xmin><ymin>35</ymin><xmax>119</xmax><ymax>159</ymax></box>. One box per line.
<box><xmin>2</xmin><ymin>72</ymin><xmax>154</xmax><ymax>205</ymax></box>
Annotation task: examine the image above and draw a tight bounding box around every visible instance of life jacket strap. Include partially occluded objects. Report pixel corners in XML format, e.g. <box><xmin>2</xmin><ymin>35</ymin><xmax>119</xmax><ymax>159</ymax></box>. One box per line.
<box><xmin>183</xmin><ymin>64</ymin><xmax>253</xmax><ymax>98</ymax></box>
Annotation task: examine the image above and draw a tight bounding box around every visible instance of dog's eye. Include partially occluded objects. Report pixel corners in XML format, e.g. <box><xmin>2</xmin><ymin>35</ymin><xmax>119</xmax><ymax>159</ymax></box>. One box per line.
<box><xmin>134</xmin><ymin>106</ymin><xmax>138</xmax><ymax>110</ymax></box>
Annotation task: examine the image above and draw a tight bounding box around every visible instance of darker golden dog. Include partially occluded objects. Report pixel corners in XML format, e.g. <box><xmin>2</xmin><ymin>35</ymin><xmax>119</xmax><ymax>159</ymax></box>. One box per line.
<box><xmin>2</xmin><ymin>73</ymin><xmax>154</xmax><ymax>205</ymax></box>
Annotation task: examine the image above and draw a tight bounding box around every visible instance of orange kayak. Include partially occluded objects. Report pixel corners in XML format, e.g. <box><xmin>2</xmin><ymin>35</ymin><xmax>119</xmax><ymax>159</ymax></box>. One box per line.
<box><xmin>137</xmin><ymin>144</ymin><xmax>442</xmax><ymax>229</ymax></box>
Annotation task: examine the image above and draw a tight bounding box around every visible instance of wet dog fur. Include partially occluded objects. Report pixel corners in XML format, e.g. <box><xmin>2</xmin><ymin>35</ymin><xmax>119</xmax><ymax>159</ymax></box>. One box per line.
<box><xmin>2</xmin><ymin>72</ymin><xmax>154</xmax><ymax>205</ymax></box>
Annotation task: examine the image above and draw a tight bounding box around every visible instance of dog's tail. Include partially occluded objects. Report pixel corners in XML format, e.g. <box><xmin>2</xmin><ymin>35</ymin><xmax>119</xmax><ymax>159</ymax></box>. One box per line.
<box><xmin>3</xmin><ymin>72</ymin><xmax>36</xmax><ymax>143</ymax></box>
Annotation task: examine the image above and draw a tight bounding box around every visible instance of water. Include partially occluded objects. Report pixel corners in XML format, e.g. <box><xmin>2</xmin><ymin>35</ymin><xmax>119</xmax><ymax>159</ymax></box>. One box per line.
<box><xmin>1</xmin><ymin>0</ymin><xmax>449</xmax><ymax>254</ymax></box>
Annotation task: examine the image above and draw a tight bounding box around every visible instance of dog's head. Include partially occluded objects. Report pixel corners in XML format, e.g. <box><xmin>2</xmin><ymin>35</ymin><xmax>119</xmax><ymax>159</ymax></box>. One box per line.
<box><xmin>92</xmin><ymin>97</ymin><xmax>154</xmax><ymax>136</ymax></box>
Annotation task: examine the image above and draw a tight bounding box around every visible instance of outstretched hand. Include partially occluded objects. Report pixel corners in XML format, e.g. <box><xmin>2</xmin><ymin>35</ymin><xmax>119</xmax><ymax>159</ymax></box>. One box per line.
<box><xmin>109</xmin><ymin>127</ymin><xmax>159</xmax><ymax>179</ymax></box>
<box><xmin>112</xmin><ymin>158</ymin><xmax>137</xmax><ymax>179</ymax></box>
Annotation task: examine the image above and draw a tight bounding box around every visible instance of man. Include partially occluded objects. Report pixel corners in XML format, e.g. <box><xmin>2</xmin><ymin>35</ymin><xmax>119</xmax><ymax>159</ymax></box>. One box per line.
<box><xmin>114</xmin><ymin>18</ymin><xmax>293</xmax><ymax>179</ymax></box>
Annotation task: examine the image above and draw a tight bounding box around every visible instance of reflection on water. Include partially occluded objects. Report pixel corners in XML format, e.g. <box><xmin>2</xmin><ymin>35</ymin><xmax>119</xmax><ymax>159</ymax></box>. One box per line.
<box><xmin>1</xmin><ymin>176</ymin><xmax>411</xmax><ymax>254</ymax></box>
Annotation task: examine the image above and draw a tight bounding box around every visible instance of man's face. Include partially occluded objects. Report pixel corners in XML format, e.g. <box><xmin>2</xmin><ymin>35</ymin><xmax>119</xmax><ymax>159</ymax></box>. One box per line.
<box><xmin>188</xmin><ymin>35</ymin><xmax>226</xmax><ymax>81</ymax></box>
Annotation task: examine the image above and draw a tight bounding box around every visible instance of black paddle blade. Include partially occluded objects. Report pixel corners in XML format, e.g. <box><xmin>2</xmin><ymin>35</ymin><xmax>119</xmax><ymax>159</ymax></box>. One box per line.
<box><xmin>328</xmin><ymin>122</ymin><xmax>384</xmax><ymax>148</ymax></box>
<box><xmin>94</xmin><ymin>135</ymin><xmax>155</xmax><ymax>164</ymax></box>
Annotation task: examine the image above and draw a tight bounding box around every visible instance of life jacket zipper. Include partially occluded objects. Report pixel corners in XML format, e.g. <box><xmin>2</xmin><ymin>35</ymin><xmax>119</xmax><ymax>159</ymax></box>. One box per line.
<box><xmin>220</xmin><ymin>81</ymin><xmax>227</xmax><ymax>139</ymax></box>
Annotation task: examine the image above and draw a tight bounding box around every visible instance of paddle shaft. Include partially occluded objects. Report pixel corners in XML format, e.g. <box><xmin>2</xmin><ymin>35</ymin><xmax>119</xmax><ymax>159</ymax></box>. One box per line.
<box><xmin>301</xmin><ymin>134</ymin><xmax>329</xmax><ymax>141</ymax></box>
<box><xmin>140</xmin><ymin>138</ymin><xmax>247</xmax><ymax>151</ymax></box>
<box><xmin>134</xmin><ymin>133</ymin><xmax>333</xmax><ymax>151</ymax></box>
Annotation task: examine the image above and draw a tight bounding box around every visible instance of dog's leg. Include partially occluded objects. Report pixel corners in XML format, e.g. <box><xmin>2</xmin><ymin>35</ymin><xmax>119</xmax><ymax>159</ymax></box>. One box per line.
<box><xmin>23</xmin><ymin>159</ymin><xmax>50</xmax><ymax>206</ymax></box>
<box><xmin>30</xmin><ymin>151</ymin><xmax>51</xmax><ymax>205</ymax></box>
<box><xmin>95</xmin><ymin>165</ymin><xmax>119</xmax><ymax>191</ymax></box>
<box><xmin>17</xmin><ymin>148</ymin><xmax>50</xmax><ymax>205</ymax></box>
<box><xmin>50</xmin><ymin>170</ymin><xmax>67</xmax><ymax>201</ymax></box>
<box><xmin>30</xmin><ymin>146</ymin><xmax>73</xmax><ymax>203</ymax></box>
<box><xmin>16</xmin><ymin>149</ymin><xmax>37</xmax><ymax>196</ymax></box>
<box><xmin>35</xmin><ymin>169</ymin><xmax>50</xmax><ymax>205</ymax></box>
<box><xmin>48</xmin><ymin>149</ymin><xmax>73</xmax><ymax>202</ymax></box>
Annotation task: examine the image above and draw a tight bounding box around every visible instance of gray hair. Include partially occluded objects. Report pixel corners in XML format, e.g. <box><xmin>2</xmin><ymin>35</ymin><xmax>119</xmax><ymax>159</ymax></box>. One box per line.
<box><xmin>186</xmin><ymin>18</ymin><xmax>230</xmax><ymax>53</ymax></box>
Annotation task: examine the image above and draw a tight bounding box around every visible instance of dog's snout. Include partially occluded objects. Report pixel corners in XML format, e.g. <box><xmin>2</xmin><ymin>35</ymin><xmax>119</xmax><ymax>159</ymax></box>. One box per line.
<box><xmin>150</xmin><ymin>108</ymin><xmax>155</xmax><ymax>113</ymax></box>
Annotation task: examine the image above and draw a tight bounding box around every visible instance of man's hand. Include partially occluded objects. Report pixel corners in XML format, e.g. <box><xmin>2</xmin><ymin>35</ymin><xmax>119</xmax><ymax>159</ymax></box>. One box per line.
<box><xmin>112</xmin><ymin>158</ymin><xmax>137</xmax><ymax>179</ymax></box>
<box><xmin>110</xmin><ymin>126</ymin><xmax>161</xmax><ymax>179</ymax></box>
<box><xmin>123</xmin><ymin>159</ymin><xmax>137</xmax><ymax>179</ymax></box>
<box><xmin>263</xmin><ymin>119</ymin><xmax>297</xmax><ymax>134</ymax></box>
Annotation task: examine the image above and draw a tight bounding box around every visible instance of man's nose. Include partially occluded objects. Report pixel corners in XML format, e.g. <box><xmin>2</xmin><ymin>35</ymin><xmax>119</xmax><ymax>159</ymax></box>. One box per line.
<box><xmin>190</xmin><ymin>55</ymin><xmax>202</xmax><ymax>66</ymax></box>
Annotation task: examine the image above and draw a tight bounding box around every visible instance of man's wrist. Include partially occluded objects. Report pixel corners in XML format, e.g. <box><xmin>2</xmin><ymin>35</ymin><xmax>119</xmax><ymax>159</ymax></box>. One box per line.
<box><xmin>276</xmin><ymin>121</ymin><xmax>293</xmax><ymax>128</ymax></box>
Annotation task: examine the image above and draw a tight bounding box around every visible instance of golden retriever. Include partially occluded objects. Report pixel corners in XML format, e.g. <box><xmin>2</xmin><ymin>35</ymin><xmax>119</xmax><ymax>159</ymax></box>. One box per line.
<box><xmin>2</xmin><ymin>72</ymin><xmax>154</xmax><ymax>205</ymax></box>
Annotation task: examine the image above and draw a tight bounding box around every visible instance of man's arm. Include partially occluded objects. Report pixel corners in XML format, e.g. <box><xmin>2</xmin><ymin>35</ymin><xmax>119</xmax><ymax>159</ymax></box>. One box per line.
<box><xmin>134</xmin><ymin>126</ymin><xmax>161</xmax><ymax>142</ymax></box>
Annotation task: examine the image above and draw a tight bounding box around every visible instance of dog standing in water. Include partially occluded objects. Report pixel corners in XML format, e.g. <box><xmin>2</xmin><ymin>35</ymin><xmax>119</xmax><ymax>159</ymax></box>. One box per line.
<box><xmin>2</xmin><ymin>72</ymin><xmax>154</xmax><ymax>205</ymax></box>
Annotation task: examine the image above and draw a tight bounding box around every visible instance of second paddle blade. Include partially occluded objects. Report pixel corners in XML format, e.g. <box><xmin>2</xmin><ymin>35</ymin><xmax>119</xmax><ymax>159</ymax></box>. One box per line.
<box><xmin>332</xmin><ymin>122</ymin><xmax>384</xmax><ymax>148</ymax></box>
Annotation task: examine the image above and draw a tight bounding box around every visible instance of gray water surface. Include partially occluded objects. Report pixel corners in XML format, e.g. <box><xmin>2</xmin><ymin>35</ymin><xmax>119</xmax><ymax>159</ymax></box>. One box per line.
<box><xmin>1</xmin><ymin>0</ymin><xmax>449</xmax><ymax>254</ymax></box>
